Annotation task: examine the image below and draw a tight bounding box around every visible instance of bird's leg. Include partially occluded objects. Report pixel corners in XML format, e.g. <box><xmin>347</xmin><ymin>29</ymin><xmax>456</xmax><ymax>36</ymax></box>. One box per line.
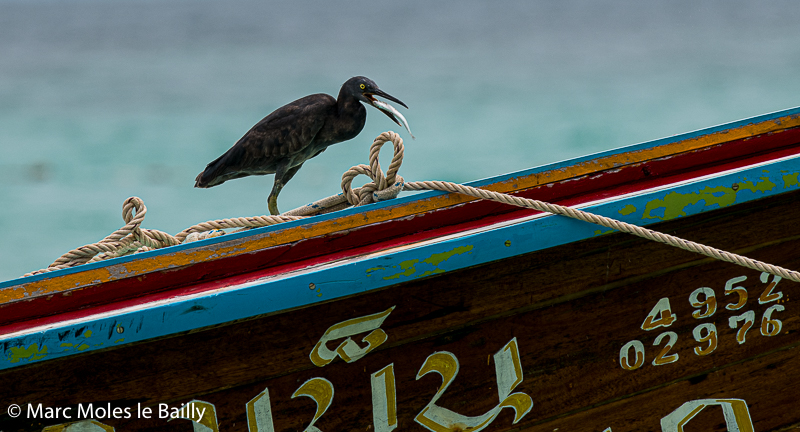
<box><xmin>267</xmin><ymin>163</ymin><xmax>304</xmax><ymax>215</ymax></box>
<box><xmin>267</xmin><ymin>184</ymin><xmax>282</xmax><ymax>216</ymax></box>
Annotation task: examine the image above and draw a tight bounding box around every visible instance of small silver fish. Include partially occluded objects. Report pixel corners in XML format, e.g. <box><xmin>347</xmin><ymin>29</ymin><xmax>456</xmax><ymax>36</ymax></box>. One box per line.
<box><xmin>372</xmin><ymin>99</ymin><xmax>415</xmax><ymax>139</ymax></box>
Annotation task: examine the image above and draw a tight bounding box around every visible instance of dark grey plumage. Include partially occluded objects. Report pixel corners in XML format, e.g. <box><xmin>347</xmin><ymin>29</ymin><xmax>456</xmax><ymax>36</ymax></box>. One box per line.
<box><xmin>195</xmin><ymin>76</ymin><xmax>408</xmax><ymax>215</ymax></box>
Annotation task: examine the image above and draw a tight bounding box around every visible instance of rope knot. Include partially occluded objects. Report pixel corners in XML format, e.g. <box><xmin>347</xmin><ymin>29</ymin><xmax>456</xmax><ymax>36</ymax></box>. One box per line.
<box><xmin>341</xmin><ymin>131</ymin><xmax>405</xmax><ymax>206</ymax></box>
<box><xmin>372</xmin><ymin>176</ymin><xmax>405</xmax><ymax>202</ymax></box>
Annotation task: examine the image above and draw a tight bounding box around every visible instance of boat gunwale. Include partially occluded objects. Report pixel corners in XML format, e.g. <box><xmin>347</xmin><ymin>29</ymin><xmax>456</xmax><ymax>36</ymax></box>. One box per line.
<box><xmin>2</xmin><ymin>107</ymin><xmax>799</xmax><ymax>298</ymax></box>
<box><xmin>2</xmin><ymin>151</ymin><xmax>800</xmax><ymax>370</ymax></box>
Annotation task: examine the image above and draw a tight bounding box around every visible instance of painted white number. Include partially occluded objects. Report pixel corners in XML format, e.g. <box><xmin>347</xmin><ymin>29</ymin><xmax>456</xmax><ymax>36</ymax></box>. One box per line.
<box><xmin>414</xmin><ymin>338</ymin><xmax>533</xmax><ymax>432</ymax></box>
<box><xmin>728</xmin><ymin>311</ymin><xmax>755</xmax><ymax>344</ymax></box>
<box><xmin>292</xmin><ymin>378</ymin><xmax>335</xmax><ymax>432</ymax></box>
<box><xmin>758</xmin><ymin>272</ymin><xmax>783</xmax><ymax>304</ymax></box>
<box><xmin>689</xmin><ymin>287</ymin><xmax>716</xmax><ymax>319</ymax></box>
<box><xmin>761</xmin><ymin>304</ymin><xmax>785</xmax><ymax>336</ymax></box>
<box><xmin>245</xmin><ymin>378</ymin><xmax>334</xmax><ymax>432</ymax></box>
<box><xmin>619</xmin><ymin>340</ymin><xmax>645</xmax><ymax>371</ymax></box>
<box><xmin>641</xmin><ymin>298</ymin><xmax>677</xmax><ymax>331</ymax></box>
<box><xmin>652</xmin><ymin>332</ymin><xmax>679</xmax><ymax>366</ymax></box>
<box><xmin>724</xmin><ymin>276</ymin><xmax>748</xmax><ymax>311</ymax></box>
<box><xmin>247</xmin><ymin>388</ymin><xmax>276</xmax><ymax>432</ymax></box>
<box><xmin>692</xmin><ymin>323</ymin><xmax>718</xmax><ymax>356</ymax></box>
<box><xmin>371</xmin><ymin>364</ymin><xmax>398</xmax><ymax>432</ymax></box>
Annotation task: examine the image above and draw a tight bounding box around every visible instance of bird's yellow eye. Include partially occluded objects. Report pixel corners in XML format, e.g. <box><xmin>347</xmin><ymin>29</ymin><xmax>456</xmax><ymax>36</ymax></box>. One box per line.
<box><xmin>360</xmin><ymin>84</ymin><xmax>366</xmax><ymax>90</ymax></box>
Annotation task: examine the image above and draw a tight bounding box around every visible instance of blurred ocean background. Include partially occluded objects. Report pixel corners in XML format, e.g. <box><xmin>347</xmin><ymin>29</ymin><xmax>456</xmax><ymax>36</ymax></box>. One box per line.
<box><xmin>1</xmin><ymin>0</ymin><xmax>799</xmax><ymax>282</ymax></box>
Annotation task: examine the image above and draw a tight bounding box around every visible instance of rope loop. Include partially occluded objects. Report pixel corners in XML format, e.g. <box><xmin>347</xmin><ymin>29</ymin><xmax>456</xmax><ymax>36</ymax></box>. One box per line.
<box><xmin>34</xmin><ymin>197</ymin><xmax>185</xmax><ymax>275</ymax></box>
<box><xmin>341</xmin><ymin>131</ymin><xmax>405</xmax><ymax>206</ymax></box>
<box><xmin>369</xmin><ymin>131</ymin><xmax>404</xmax><ymax>190</ymax></box>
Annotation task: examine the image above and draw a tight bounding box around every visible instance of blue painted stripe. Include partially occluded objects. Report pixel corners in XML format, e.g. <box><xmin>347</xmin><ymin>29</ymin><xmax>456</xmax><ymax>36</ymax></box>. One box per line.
<box><xmin>2</xmin><ymin>154</ymin><xmax>799</xmax><ymax>369</ymax></box>
<box><xmin>3</xmin><ymin>106</ymin><xmax>799</xmax><ymax>289</ymax></box>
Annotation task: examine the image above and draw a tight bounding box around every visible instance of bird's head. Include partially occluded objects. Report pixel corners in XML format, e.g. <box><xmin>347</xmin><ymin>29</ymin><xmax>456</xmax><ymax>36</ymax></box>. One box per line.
<box><xmin>344</xmin><ymin>76</ymin><xmax>409</xmax><ymax>127</ymax></box>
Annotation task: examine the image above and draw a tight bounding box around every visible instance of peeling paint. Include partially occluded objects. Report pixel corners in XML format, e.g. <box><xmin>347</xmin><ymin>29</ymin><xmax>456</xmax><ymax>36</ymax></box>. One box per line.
<box><xmin>643</xmin><ymin>177</ymin><xmax>777</xmax><ymax>221</ymax></box>
<box><xmin>783</xmin><ymin>172</ymin><xmax>799</xmax><ymax>189</ymax></box>
<box><xmin>366</xmin><ymin>265</ymin><xmax>389</xmax><ymax>277</ymax></box>
<box><xmin>419</xmin><ymin>269</ymin><xmax>446</xmax><ymax>278</ymax></box>
<box><xmin>9</xmin><ymin>343</ymin><xmax>48</xmax><ymax>363</ymax></box>
<box><xmin>383</xmin><ymin>259</ymin><xmax>420</xmax><ymax>280</ymax></box>
<box><xmin>181</xmin><ymin>305</ymin><xmax>209</xmax><ymax>315</ymax></box>
<box><xmin>371</xmin><ymin>246</ymin><xmax>474</xmax><ymax>281</ymax></box>
<box><xmin>618</xmin><ymin>204</ymin><xmax>637</xmax><ymax>216</ymax></box>
<box><xmin>423</xmin><ymin>246</ymin><xmax>473</xmax><ymax>266</ymax></box>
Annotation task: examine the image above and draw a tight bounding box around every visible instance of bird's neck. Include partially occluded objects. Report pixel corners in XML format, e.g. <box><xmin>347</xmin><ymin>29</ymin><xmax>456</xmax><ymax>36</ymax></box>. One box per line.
<box><xmin>326</xmin><ymin>92</ymin><xmax>367</xmax><ymax>142</ymax></box>
<box><xmin>337</xmin><ymin>98</ymin><xmax>363</xmax><ymax>116</ymax></box>
<box><xmin>335</xmin><ymin>92</ymin><xmax>366</xmax><ymax>123</ymax></box>
<box><xmin>336</xmin><ymin>87</ymin><xmax>361</xmax><ymax>112</ymax></box>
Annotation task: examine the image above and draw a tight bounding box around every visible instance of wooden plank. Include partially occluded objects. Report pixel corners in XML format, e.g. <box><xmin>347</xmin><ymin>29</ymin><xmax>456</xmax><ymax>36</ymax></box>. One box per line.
<box><xmin>1</xmin><ymin>186</ymin><xmax>798</xmax><ymax>431</ymax></box>
<box><xmin>531</xmin><ymin>345</ymin><xmax>800</xmax><ymax>432</ymax></box>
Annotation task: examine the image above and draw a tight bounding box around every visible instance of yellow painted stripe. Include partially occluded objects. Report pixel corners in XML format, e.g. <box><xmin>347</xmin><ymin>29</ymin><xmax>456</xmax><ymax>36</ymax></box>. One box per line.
<box><xmin>4</xmin><ymin>114</ymin><xmax>799</xmax><ymax>302</ymax></box>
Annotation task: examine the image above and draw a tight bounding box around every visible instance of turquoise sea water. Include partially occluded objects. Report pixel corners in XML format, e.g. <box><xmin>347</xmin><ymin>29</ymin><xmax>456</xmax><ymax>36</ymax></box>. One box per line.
<box><xmin>1</xmin><ymin>0</ymin><xmax>799</xmax><ymax>282</ymax></box>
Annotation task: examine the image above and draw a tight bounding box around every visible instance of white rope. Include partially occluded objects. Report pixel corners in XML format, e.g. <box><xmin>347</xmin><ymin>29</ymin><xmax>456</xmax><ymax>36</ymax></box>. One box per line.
<box><xmin>24</xmin><ymin>131</ymin><xmax>800</xmax><ymax>284</ymax></box>
<box><xmin>402</xmin><ymin>180</ymin><xmax>800</xmax><ymax>282</ymax></box>
<box><xmin>25</xmin><ymin>200</ymin><xmax>305</xmax><ymax>276</ymax></box>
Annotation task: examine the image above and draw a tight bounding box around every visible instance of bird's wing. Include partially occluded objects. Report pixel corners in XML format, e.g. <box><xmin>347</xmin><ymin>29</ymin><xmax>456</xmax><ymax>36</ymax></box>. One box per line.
<box><xmin>196</xmin><ymin>94</ymin><xmax>336</xmax><ymax>187</ymax></box>
<box><xmin>243</xmin><ymin>94</ymin><xmax>335</xmax><ymax>159</ymax></box>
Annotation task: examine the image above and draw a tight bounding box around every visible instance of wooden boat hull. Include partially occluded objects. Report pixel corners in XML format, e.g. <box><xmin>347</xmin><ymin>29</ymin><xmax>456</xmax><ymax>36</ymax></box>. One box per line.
<box><xmin>2</xmin><ymin>108</ymin><xmax>800</xmax><ymax>431</ymax></box>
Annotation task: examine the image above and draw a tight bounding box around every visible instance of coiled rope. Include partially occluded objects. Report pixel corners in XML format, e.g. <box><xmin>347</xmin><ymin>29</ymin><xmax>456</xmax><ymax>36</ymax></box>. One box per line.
<box><xmin>25</xmin><ymin>131</ymin><xmax>800</xmax><ymax>283</ymax></box>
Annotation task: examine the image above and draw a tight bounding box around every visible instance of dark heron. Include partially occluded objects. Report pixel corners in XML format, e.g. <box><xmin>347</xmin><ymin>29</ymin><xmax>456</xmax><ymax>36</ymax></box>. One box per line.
<box><xmin>194</xmin><ymin>76</ymin><xmax>410</xmax><ymax>215</ymax></box>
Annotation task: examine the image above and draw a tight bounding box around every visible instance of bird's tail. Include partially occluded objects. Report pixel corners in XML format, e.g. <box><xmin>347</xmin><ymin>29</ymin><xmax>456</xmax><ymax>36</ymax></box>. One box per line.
<box><xmin>194</xmin><ymin>153</ymin><xmax>228</xmax><ymax>188</ymax></box>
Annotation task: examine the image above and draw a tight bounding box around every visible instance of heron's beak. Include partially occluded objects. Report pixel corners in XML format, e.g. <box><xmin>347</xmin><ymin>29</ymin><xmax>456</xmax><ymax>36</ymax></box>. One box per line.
<box><xmin>365</xmin><ymin>89</ymin><xmax>408</xmax><ymax>126</ymax></box>
<box><xmin>368</xmin><ymin>89</ymin><xmax>408</xmax><ymax>109</ymax></box>
<box><xmin>365</xmin><ymin>89</ymin><xmax>415</xmax><ymax>139</ymax></box>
